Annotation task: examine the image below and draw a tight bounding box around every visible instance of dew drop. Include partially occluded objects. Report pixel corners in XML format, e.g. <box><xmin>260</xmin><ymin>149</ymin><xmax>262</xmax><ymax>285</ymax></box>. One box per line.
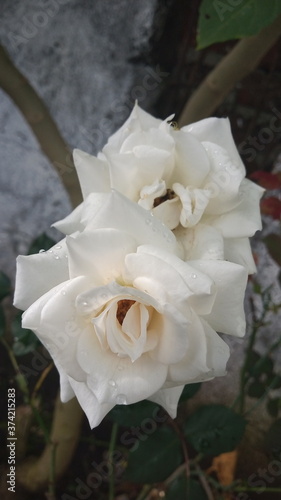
<box><xmin>65</xmin><ymin>254</ymin><xmax>68</xmax><ymax>259</ymax></box>
<box><xmin>48</xmin><ymin>250</ymin><xmax>53</xmax><ymax>254</ymax></box>
<box><xmin>39</xmin><ymin>249</ymin><xmax>45</xmax><ymax>253</ymax></box>
<box><xmin>191</xmin><ymin>273</ymin><xmax>197</xmax><ymax>279</ymax></box>
<box><xmin>54</xmin><ymin>255</ymin><xmax>60</xmax><ymax>260</ymax></box>
<box><xmin>109</xmin><ymin>379</ymin><xmax>117</xmax><ymax>388</ymax></box>
<box><xmin>55</xmin><ymin>245</ymin><xmax>62</xmax><ymax>250</ymax></box>
<box><xmin>116</xmin><ymin>394</ymin><xmax>127</xmax><ymax>405</ymax></box>
<box><xmin>82</xmin><ymin>301</ymin><xmax>88</xmax><ymax>307</ymax></box>
<box><xmin>61</xmin><ymin>290</ymin><xmax>66</xmax><ymax>296</ymax></box>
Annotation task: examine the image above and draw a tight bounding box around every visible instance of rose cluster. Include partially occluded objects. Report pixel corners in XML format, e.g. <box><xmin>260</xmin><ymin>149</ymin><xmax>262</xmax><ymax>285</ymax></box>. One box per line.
<box><xmin>14</xmin><ymin>104</ymin><xmax>263</xmax><ymax>428</ymax></box>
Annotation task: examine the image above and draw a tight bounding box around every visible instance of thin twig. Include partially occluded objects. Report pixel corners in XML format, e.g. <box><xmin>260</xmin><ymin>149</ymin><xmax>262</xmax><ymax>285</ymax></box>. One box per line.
<box><xmin>108</xmin><ymin>422</ymin><xmax>119</xmax><ymax>500</ymax></box>
<box><xmin>179</xmin><ymin>14</ymin><xmax>281</xmax><ymax>125</ymax></box>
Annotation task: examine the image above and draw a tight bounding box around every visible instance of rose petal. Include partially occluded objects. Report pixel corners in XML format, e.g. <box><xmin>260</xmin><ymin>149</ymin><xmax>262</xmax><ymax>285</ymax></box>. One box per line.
<box><xmin>190</xmin><ymin>260</ymin><xmax>247</xmax><ymax>337</ymax></box>
<box><xmin>148</xmin><ymin>385</ymin><xmax>184</xmax><ymax>418</ymax></box>
<box><xmin>66</xmin><ymin>228</ymin><xmax>137</xmax><ymax>282</ymax></box>
<box><xmin>204</xmin><ymin>179</ymin><xmax>264</xmax><ymax>237</ymax></box>
<box><xmin>127</xmin><ymin>246</ymin><xmax>215</xmax><ymax>316</ymax></box>
<box><xmin>172</xmin><ymin>130</ymin><xmax>210</xmax><ymax>186</ymax></box>
<box><xmin>73</xmin><ymin>149</ymin><xmax>110</xmax><ymax>199</ymax></box>
<box><xmin>183</xmin><ymin>117</ymin><xmax>245</xmax><ymax>176</ymax></box>
<box><xmin>77</xmin><ymin>328</ymin><xmax>168</xmax><ymax>405</ymax></box>
<box><xmin>224</xmin><ymin>237</ymin><xmax>257</xmax><ymax>274</ymax></box>
<box><xmin>168</xmin><ymin>313</ymin><xmax>208</xmax><ymax>383</ymax></box>
<box><xmin>22</xmin><ymin>276</ymin><xmax>92</xmax><ymax>382</ymax></box>
<box><xmin>79</xmin><ymin>191</ymin><xmax>182</xmax><ymax>257</ymax></box>
<box><xmin>52</xmin><ymin>203</ymin><xmax>84</xmax><ymax>234</ymax></box>
<box><xmin>174</xmin><ymin>223</ymin><xmax>224</xmax><ymax>261</ymax></box>
<box><xmin>68</xmin><ymin>376</ymin><xmax>114</xmax><ymax>428</ymax></box>
<box><xmin>14</xmin><ymin>239</ymin><xmax>69</xmax><ymax>311</ymax></box>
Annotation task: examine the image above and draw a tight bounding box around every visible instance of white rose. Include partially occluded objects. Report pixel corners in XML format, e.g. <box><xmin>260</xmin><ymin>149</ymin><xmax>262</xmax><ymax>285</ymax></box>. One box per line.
<box><xmin>14</xmin><ymin>192</ymin><xmax>248</xmax><ymax>428</ymax></box>
<box><xmin>73</xmin><ymin>103</ymin><xmax>264</xmax><ymax>273</ymax></box>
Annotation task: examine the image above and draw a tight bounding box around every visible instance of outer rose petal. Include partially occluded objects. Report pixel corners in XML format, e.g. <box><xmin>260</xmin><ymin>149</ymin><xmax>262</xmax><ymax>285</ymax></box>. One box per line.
<box><xmin>77</xmin><ymin>328</ymin><xmax>168</xmax><ymax>405</ymax></box>
<box><xmin>204</xmin><ymin>179</ymin><xmax>264</xmax><ymax>238</ymax></box>
<box><xmin>22</xmin><ymin>276</ymin><xmax>93</xmax><ymax>382</ymax></box>
<box><xmin>52</xmin><ymin>203</ymin><xmax>84</xmax><ymax>234</ymax></box>
<box><xmin>57</xmin><ymin>364</ymin><xmax>76</xmax><ymax>402</ymax></box>
<box><xmin>66</xmin><ymin>228</ymin><xmax>137</xmax><ymax>282</ymax></box>
<box><xmin>73</xmin><ymin>149</ymin><xmax>110</xmax><ymax>199</ymax></box>
<box><xmin>174</xmin><ymin>224</ymin><xmax>224</xmax><ymax>261</ymax></box>
<box><xmin>80</xmin><ymin>191</ymin><xmax>182</xmax><ymax>257</ymax></box>
<box><xmin>14</xmin><ymin>239</ymin><xmax>69</xmax><ymax>311</ymax></box>
<box><xmin>69</xmin><ymin>376</ymin><xmax>114</xmax><ymax>428</ymax></box>
<box><xmin>224</xmin><ymin>237</ymin><xmax>257</xmax><ymax>274</ymax></box>
<box><xmin>190</xmin><ymin>260</ymin><xmax>247</xmax><ymax>337</ymax></box>
<box><xmin>183</xmin><ymin>117</ymin><xmax>246</xmax><ymax>176</ymax></box>
<box><xmin>148</xmin><ymin>385</ymin><xmax>184</xmax><ymax>419</ymax></box>
<box><xmin>168</xmin><ymin>312</ymin><xmax>209</xmax><ymax>383</ymax></box>
<box><xmin>105</xmin><ymin>102</ymin><xmax>162</xmax><ymax>152</ymax></box>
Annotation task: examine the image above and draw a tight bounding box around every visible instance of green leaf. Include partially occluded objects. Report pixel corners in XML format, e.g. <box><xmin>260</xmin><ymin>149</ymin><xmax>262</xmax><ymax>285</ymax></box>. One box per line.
<box><xmin>0</xmin><ymin>305</ymin><xmax>5</xmax><ymax>337</ymax></box>
<box><xmin>124</xmin><ymin>425</ymin><xmax>182</xmax><ymax>483</ymax></box>
<box><xmin>184</xmin><ymin>405</ymin><xmax>246</xmax><ymax>456</ymax></box>
<box><xmin>197</xmin><ymin>0</ymin><xmax>281</xmax><ymax>49</ymax></box>
<box><xmin>0</xmin><ymin>271</ymin><xmax>11</xmax><ymax>301</ymax></box>
<box><xmin>11</xmin><ymin>312</ymin><xmax>39</xmax><ymax>356</ymax></box>
<box><xmin>264</xmin><ymin>418</ymin><xmax>281</xmax><ymax>459</ymax></box>
<box><xmin>179</xmin><ymin>383</ymin><xmax>201</xmax><ymax>402</ymax></box>
<box><xmin>28</xmin><ymin>233</ymin><xmax>56</xmax><ymax>255</ymax></box>
<box><xmin>263</xmin><ymin>234</ymin><xmax>281</xmax><ymax>266</ymax></box>
<box><xmin>108</xmin><ymin>400</ymin><xmax>164</xmax><ymax>427</ymax></box>
<box><xmin>267</xmin><ymin>398</ymin><xmax>280</xmax><ymax>418</ymax></box>
<box><xmin>247</xmin><ymin>381</ymin><xmax>266</xmax><ymax>398</ymax></box>
<box><xmin>166</xmin><ymin>476</ymin><xmax>207</xmax><ymax>500</ymax></box>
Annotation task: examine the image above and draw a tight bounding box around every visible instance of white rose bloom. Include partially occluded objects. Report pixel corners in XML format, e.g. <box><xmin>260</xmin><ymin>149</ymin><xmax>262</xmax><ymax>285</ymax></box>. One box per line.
<box><xmin>14</xmin><ymin>192</ymin><xmax>248</xmax><ymax>429</ymax></box>
<box><xmin>73</xmin><ymin>103</ymin><xmax>264</xmax><ymax>273</ymax></box>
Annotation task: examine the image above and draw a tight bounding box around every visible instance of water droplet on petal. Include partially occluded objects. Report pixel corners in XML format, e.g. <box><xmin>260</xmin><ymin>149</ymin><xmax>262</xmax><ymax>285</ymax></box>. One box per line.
<box><xmin>109</xmin><ymin>379</ymin><xmax>117</xmax><ymax>388</ymax></box>
<box><xmin>61</xmin><ymin>290</ymin><xmax>66</xmax><ymax>296</ymax></box>
<box><xmin>82</xmin><ymin>301</ymin><xmax>88</xmax><ymax>307</ymax></box>
<box><xmin>48</xmin><ymin>250</ymin><xmax>53</xmax><ymax>254</ymax></box>
<box><xmin>191</xmin><ymin>273</ymin><xmax>197</xmax><ymax>279</ymax></box>
<box><xmin>65</xmin><ymin>254</ymin><xmax>68</xmax><ymax>259</ymax></box>
<box><xmin>55</xmin><ymin>245</ymin><xmax>62</xmax><ymax>249</ymax></box>
<box><xmin>39</xmin><ymin>249</ymin><xmax>45</xmax><ymax>253</ymax></box>
<box><xmin>54</xmin><ymin>255</ymin><xmax>60</xmax><ymax>260</ymax></box>
<box><xmin>116</xmin><ymin>394</ymin><xmax>127</xmax><ymax>405</ymax></box>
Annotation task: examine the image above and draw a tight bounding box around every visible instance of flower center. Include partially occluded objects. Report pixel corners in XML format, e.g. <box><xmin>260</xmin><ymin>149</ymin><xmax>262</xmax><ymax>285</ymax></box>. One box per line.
<box><xmin>153</xmin><ymin>188</ymin><xmax>176</xmax><ymax>208</ymax></box>
<box><xmin>116</xmin><ymin>299</ymin><xmax>136</xmax><ymax>325</ymax></box>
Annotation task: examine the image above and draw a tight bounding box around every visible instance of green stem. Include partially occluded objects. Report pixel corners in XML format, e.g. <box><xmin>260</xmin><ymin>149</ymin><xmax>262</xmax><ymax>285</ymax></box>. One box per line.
<box><xmin>135</xmin><ymin>484</ymin><xmax>152</xmax><ymax>500</ymax></box>
<box><xmin>236</xmin><ymin>290</ymin><xmax>271</xmax><ymax>414</ymax></box>
<box><xmin>0</xmin><ymin>337</ymin><xmax>29</xmax><ymax>401</ymax></box>
<box><xmin>48</xmin><ymin>441</ymin><xmax>58</xmax><ymax>499</ymax></box>
<box><xmin>1</xmin><ymin>337</ymin><xmax>50</xmax><ymax>443</ymax></box>
<box><xmin>108</xmin><ymin>422</ymin><xmax>119</xmax><ymax>500</ymax></box>
<box><xmin>243</xmin><ymin>374</ymin><xmax>281</xmax><ymax>417</ymax></box>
